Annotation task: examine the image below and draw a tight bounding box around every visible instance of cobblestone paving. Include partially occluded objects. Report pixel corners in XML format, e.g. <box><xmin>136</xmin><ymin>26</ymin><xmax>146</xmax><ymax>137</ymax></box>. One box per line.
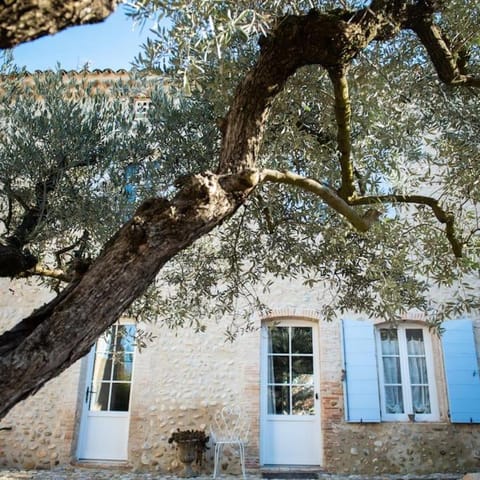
<box><xmin>0</xmin><ymin>467</ymin><xmax>465</xmax><ymax>480</ymax></box>
<box><xmin>0</xmin><ymin>467</ymin><xmax>252</xmax><ymax>480</ymax></box>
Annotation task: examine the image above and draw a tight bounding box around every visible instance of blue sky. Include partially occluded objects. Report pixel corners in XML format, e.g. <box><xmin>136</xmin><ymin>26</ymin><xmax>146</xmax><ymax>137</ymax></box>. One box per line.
<box><xmin>12</xmin><ymin>7</ymin><xmax>152</xmax><ymax>71</ymax></box>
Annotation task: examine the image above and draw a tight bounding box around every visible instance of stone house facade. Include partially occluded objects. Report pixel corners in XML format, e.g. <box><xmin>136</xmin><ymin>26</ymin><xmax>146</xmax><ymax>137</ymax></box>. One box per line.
<box><xmin>1</xmin><ymin>276</ymin><xmax>480</xmax><ymax>476</ymax></box>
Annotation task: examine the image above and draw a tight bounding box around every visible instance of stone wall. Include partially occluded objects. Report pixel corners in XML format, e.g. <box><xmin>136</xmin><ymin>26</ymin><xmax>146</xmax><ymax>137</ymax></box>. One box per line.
<box><xmin>0</xmin><ymin>366</ymin><xmax>82</xmax><ymax>470</ymax></box>
<box><xmin>0</xmin><ymin>279</ymin><xmax>82</xmax><ymax>469</ymax></box>
<box><xmin>1</xmin><ymin>277</ymin><xmax>480</xmax><ymax>475</ymax></box>
<box><xmin>321</xmin><ymin>378</ymin><xmax>480</xmax><ymax>474</ymax></box>
<box><xmin>323</xmin><ymin>419</ymin><xmax>480</xmax><ymax>474</ymax></box>
<box><xmin>127</xmin><ymin>321</ymin><xmax>261</xmax><ymax>474</ymax></box>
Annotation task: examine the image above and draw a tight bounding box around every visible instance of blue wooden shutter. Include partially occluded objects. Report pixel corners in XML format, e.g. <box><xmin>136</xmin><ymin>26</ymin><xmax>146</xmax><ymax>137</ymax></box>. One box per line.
<box><xmin>442</xmin><ymin>318</ymin><xmax>480</xmax><ymax>423</ymax></box>
<box><xmin>342</xmin><ymin>319</ymin><xmax>381</xmax><ymax>422</ymax></box>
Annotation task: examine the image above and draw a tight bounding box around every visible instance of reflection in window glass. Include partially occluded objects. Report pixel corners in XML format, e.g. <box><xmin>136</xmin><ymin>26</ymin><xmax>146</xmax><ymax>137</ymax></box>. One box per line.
<box><xmin>267</xmin><ymin>325</ymin><xmax>315</xmax><ymax>416</ymax></box>
<box><xmin>269</xmin><ymin>356</ymin><xmax>289</xmax><ymax>384</ymax></box>
<box><xmin>412</xmin><ymin>386</ymin><xmax>431</xmax><ymax>414</ymax></box>
<box><xmin>96</xmin><ymin>330</ymin><xmax>115</xmax><ymax>354</ymax></box>
<box><xmin>92</xmin><ymin>352</ymin><xmax>112</xmax><ymax>383</ymax></box>
<box><xmin>292</xmin><ymin>386</ymin><xmax>314</xmax><ymax>415</ymax></box>
<box><xmin>408</xmin><ymin>357</ymin><xmax>428</xmax><ymax>384</ymax></box>
<box><xmin>268</xmin><ymin>385</ymin><xmax>290</xmax><ymax>414</ymax></box>
<box><xmin>91</xmin><ymin>382</ymin><xmax>110</xmax><ymax>411</ymax></box>
<box><xmin>117</xmin><ymin>325</ymin><xmax>136</xmax><ymax>353</ymax></box>
<box><xmin>113</xmin><ymin>354</ymin><xmax>134</xmax><ymax>381</ymax></box>
<box><xmin>406</xmin><ymin>329</ymin><xmax>430</xmax><ymax>414</ymax></box>
<box><xmin>268</xmin><ymin>327</ymin><xmax>289</xmax><ymax>354</ymax></box>
<box><xmin>380</xmin><ymin>329</ymin><xmax>399</xmax><ymax>355</ymax></box>
<box><xmin>291</xmin><ymin>327</ymin><xmax>313</xmax><ymax>354</ymax></box>
<box><xmin>380</xmin><ymin>328</ymin><xmax>403</xmax><ymax>414</ymax></box>
<box><xmin>382</xmin><ymin>357</ymin><xmax>401</xmax><ymax>384</ymax></box>
<box><xmin>89</xmin><ymin>324</ymin><xmax>136</xmax><ymax>412</ymax></box>
<box><xmin>385</xmin><ymin>386</ymin><xmax>404</xmax><ymax>414</ymax></box>
<box><xmin>292</xmin><ymin>357</ymin><xmax>313</xmax><ymax>385</ymax></box>
<box><xmin>406</xmin><ymin>329</ymin><xmax>425</xmax><ymax>355</ymax></box>
<box><xmin>110</xmin><ymin>383</ymin><xmax>131</xmax><ymax>411</ymax></box>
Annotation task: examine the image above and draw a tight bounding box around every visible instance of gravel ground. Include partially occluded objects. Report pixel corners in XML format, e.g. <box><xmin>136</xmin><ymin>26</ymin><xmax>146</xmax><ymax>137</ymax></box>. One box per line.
<box><xmin>0</xmin><ymin>466</ymin><xmax>466</xmax><ymax>480</ymax></box>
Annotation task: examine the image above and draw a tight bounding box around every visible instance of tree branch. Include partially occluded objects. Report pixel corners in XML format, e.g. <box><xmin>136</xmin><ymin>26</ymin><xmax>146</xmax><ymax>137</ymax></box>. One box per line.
<box><xmin>0</xmin><ymin>0</ymin><xmax>119</xmax><ymax>48</ymax></box>
<box><xmin>350</xmin><ymin>194</ymin><xmax>463</xmax><ymax>257</ymax></box>
<box><xmin>259</xmin><ymin>169</ymin><xmax>380</xmax><ymax>232</ymax></box>
<box><xmin>18</xmin><ymin>265</ymin><xmax>71</xmax><ymax>283</ymax></box>
<box><xmin>295</xmin><ymin>121</ymin><xmax>335</xmax><ymax>148</ymax></box>
<box><xmin>0</xmin><ymin>279</ymin><xmax>81</xmax><ymax>356</ymax></box>
<box><xmin>54</xmin><ymin>230</ymin><xmax>90</xmax><ymax>270</ymax></box>
<box><xmin>218</xmin><ymin>7</ymin><xmax>409</xmax><ymax>174</ymax></box>
<box><xmin>408</xmin><ymin>9</ymin><xmax>480</xmax><ymax>88</ymax></box>
<box><xmin>2</xmin><ymin>150</ymin><xmax>96</xmax><ymax>277</ymax></box>
<box><xmin>7</xmin><ymin>165</ymin><xmax>61</xmax><ymax>248</ymax></box>
<box><xmin>257</xmin><ymin>169</ymin><xmax>463</xmax><ymax>257</ymax></box>
<box><xmin>328</xmin><ymin>66</ymin><xmax>356</xmax><ymax>200</ymax></box>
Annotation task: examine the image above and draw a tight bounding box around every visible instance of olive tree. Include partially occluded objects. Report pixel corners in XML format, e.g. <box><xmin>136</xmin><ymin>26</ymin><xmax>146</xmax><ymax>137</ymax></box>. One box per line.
<box><xmin>0</xmin><ymin>0</ymin><xmax>479</xmax><ymax>420</ymax></box>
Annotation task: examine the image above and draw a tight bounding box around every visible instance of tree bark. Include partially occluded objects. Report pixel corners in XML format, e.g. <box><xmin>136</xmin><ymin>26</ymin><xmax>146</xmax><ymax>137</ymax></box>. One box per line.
<box><xmin>0</xmin><ymin>0</ymin><xmax>118</xmax><ymax>48</ymax></box>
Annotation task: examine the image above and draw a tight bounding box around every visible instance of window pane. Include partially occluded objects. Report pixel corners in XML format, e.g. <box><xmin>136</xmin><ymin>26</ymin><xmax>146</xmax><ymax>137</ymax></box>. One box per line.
<box><xmin>380</xmin><ymin>329</ymin><xmax>399</xmax><ymax>354</ymax></box>
<box><xmin>268</xmin><ymin>385</ymin><xmax>290</xmax><ymax>414</ymax></box>
<box><xmin>382</xmin><ymin>357</ymin><xmax>402</xmax><ymax>384</ymax></box>
<box><xmin>116</xmin><ymin>325</ymin><xmax>136</xmax><ymax>353</ymax></box>
<box><xmin>411</xmin><ymin>386</ymin><xmax>431</xmax><ymax>414</ymax></box>
<box><xmin>385</xmin><ymin>386</ymin><xmax>404</xmax><ymax>413</ymax></box>
<box><xmin>408</xmin><ymin>357</ymin><xmax>428</xmax><ymax>384</ymax></box>
<box><xmin>268</xmin><ymin>327</ymin><xmax>289</xmax><ymax>354</ymax></box>
<box><xmin>291</xmin><ymin>327</ymin><xmax>312</xmax><ymax>354</ymax></box>
<box><xmin>269</xmin><ymin>356</ymin><xmax>289</xmax><ymax>384</ymax></box>
<box><xmin>292</xmin><ymin>357</ymin><xmax>313</xmax><ymax>385</ymax></box>
<box><xmin>292</xmin><ymin>386</ymin><xmax>315</xmax><ymax>415</ymax></box>
<box><xmin>90</xmin><ymin>382</ymin><xmax>110</xmax><ymax>411</ymax></box>
<box><xmin>113</xmin><ymin>353</ymin><xmax>134</xmax><ymax>381</ymax></box>
<box><xmin>406</xmin><ymin>329</ymin><xmax>425</xmax><ymax>355</ymax></box>
<box><xmin>96</xmin><ymin>328</ymin><xmax>115</xmax><ymax>353</ymax></box>
<box><xmin>110</xmin><ymin>383</ymin><xmax>131</xmax><ymax>411</ymax></box>
<box><xmin>92</xmin><ymin>352</ymin><xmax>113</xmax><ymax>382</ymax></box>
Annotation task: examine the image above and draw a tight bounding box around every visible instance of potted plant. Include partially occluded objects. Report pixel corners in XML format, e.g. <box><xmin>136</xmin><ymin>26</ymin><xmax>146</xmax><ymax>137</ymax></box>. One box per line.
<box><xmin>168</xmin><ymin>429</ymin><xmax>209</xmax><ymax>477</ymax></box>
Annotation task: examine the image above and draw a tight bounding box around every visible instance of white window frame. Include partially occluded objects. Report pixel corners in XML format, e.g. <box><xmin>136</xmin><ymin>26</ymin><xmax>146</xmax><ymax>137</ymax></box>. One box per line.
<box><xmin>134</xmin><ymin>98</ymin><xmax>151</xmax><ymax>121</ymax></box>
<box><xmin>376</xmin><ymin>324</ymin><xmax>439</xmax><ymax>422</ymax></box>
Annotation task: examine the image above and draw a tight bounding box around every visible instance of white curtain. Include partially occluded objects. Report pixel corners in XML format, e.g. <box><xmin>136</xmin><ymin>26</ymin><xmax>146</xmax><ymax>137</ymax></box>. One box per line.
<box><xmin>381</xmin><ymin>330</ymin><xmax>404</xmax><ymax>414</ymax></box>
<box><xmin>267</xmin><ymin>328</ymin><xmax>276</xmax><ymax>414</ymax></box>
<box><xmin>406</xmin><ymin>329</ymin><xmax>431</xmax><ymax>414</ymax></box>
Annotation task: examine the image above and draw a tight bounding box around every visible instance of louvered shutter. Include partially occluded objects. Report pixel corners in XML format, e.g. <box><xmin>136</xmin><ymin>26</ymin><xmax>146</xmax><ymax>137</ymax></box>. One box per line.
<box><xmin>342</xmin><ymin>319</ymin><xmax>381</xmax><ymax>422</ymax></box>
<box><xmin>442</xmin><ymin>319</ymin><xmax>480</xmax><ymax>423</ymax></box>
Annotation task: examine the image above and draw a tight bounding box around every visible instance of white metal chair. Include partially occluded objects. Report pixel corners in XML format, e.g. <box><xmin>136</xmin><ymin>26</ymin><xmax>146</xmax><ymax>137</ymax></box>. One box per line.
<box><xmin>211</xmin><ymin>405</ymin><xmax>249</xmax><ymax>479</ymax></box>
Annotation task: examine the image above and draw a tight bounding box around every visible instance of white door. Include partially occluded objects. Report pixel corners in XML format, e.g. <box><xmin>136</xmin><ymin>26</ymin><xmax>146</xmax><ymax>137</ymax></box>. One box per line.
<box><xmin>77</xmin><ymin>324</ymin><xmax>136</xmax><ymax>461</ymax></box>
<box><xmin>260</xmin><ymin>321</ymin><xmax>322</xmax><ymax>465</ymax></box>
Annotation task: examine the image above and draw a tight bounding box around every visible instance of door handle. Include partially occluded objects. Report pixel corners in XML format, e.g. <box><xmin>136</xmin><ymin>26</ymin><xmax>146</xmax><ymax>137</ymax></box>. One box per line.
<box><xmin>315</xmin><ymin>393</ymin><xmax>319</xmax><ymax>400</ymax></box>
<box><xmin>85</xmin><ymin>386</ymin><xmax>96</xmax><ymax>404</ymax></box>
